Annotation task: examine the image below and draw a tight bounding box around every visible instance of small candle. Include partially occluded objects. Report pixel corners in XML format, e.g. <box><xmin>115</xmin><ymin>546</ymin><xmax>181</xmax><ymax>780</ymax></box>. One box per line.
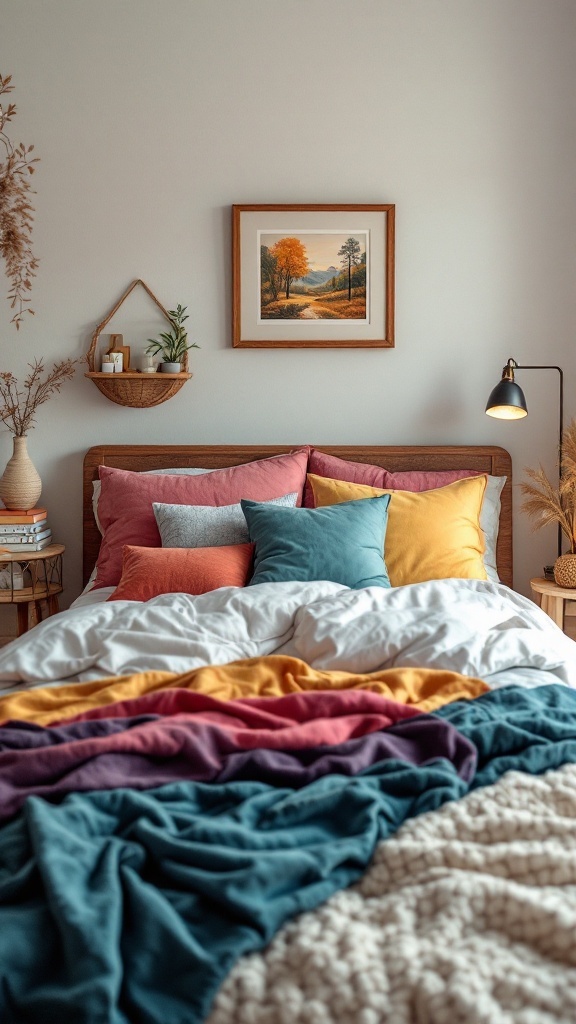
<box><xmin>140</xmin><ymin>353</ymin><xmax>157</xmax><ymax>372</ymax></box>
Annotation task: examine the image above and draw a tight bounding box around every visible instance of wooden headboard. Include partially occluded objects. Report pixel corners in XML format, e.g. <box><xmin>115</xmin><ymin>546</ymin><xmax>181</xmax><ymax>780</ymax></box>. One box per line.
<box><xmin>83</xmin><ymin>444</ymin><xmax>513</xmax><ymax>589</ymax></box>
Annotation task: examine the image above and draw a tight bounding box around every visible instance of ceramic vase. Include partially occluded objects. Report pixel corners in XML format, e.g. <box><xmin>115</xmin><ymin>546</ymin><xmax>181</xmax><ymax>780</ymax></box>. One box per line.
<box><xmin>0</xmin><ymin>435</ymin><xmax>42</xmax><ymax>510</ymax></box>
<box><xmin>553</xmin><ymin>553</ymin><xmax>576</xmax><ymax>589</ymax></box>
<box><xmin>159</xmin><ymin>362</ymin><xmax>181</xmax><ymax>373</ymax></box>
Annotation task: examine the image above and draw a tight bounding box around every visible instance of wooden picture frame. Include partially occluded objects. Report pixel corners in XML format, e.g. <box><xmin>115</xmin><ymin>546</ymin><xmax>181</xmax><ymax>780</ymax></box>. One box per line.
<box><xmin>232</xmin><ymin>204</ymin><xmax>395</xmax><ymax>348</ymax></box>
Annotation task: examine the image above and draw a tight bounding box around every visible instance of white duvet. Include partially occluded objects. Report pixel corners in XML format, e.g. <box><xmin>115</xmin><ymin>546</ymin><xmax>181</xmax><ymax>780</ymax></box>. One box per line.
<box><xmin>0</xmin><ymin>578</ymin><xmax>574</xmax><ymax>691</ymax></box>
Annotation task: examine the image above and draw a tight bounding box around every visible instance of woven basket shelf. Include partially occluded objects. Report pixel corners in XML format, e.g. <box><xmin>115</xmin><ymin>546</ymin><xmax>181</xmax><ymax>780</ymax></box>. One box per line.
<box><xmin>86</xmin><ymin>279</ymin><xmax>193</xmax><ymax>409</ymax></box>
<box><xmin>85</xmin><ymin>371</ymin><xmax>192</xmax><ymax>408</ymax></box>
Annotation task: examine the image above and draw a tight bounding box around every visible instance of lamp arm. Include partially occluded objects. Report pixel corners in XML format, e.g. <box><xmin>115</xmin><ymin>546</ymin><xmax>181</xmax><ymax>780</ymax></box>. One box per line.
<box><xmin>510</xmin><ymin>362</ymin><xmax>564</xmax><ymax>468</ymax></box>
<box><xmin>509</xmin><ymin>360</ymin><xmax>564</xmax><ymax>558</ymax></box>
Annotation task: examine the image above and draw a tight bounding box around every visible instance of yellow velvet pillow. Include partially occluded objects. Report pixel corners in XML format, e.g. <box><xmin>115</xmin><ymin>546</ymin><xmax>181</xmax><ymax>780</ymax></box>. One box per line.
<box><xmin>308</xmin><ymin>473</ymin><xmax>488</xmax><ymax>586</ymax></box>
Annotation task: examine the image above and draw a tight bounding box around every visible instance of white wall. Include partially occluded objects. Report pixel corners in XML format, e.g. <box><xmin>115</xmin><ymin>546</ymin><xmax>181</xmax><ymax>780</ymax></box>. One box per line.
<box><xmin>1</xmin><ymin>0</ymin><xmax>575</xmax><ymax>616</ymax></box>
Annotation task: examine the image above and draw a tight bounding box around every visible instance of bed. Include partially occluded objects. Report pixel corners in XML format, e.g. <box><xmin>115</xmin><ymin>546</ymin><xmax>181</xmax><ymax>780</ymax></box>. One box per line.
<box><xmin>1</xmin><ymin>442</ymin><xmax>576</xmax><ymax>1024</ymax></box>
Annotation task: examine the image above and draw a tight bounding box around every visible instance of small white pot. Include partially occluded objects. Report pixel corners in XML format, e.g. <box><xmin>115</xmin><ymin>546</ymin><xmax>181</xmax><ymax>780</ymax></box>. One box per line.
<box><xmin>159</xmin><ymin>362</ymin><xmax>181</xmax><ymax>373</ymax></box>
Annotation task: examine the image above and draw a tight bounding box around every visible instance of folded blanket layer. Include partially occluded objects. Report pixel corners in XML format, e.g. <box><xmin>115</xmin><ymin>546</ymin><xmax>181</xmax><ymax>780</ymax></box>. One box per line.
<box><xmin>436</xmin><ymin>682</ymin><xmax>576</xmax><ymax>786</ymax></box>
<box><xmin>0</xmin><ymin>690</ymin><xmax>477</xmax><ymax>822</ymax></box>
<box><xmin>0</xmin><ymin>655</ymin><xmax>488</xmax><ymax>725</ymax></box>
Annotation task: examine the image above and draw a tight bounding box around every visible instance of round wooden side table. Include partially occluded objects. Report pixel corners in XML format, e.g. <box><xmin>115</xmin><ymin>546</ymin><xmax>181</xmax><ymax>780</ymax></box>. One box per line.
<box><xmin>530</xmin><ymin>576</ymin><xmax>576</xmax><ymax>632</ymax></box>
<box><xmin>0</xmin><ymin>543</ymin><xmax>64</xmax><ymax>636</ymax></box>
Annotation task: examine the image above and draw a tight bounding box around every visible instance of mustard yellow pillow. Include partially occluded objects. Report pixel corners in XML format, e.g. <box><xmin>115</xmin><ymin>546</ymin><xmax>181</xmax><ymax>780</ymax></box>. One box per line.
<box><xmin>308</xmin><ymin>473</ymin><xmax>488</xmax><ymax>587</ymax></box>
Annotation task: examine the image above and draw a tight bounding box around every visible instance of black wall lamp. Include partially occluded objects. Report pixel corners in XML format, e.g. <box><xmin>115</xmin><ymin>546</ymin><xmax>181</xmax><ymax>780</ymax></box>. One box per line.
<box><xmin>485</xmin><ymin>357</ymin><xmax>564</xmax><ymax>558</ymax></box>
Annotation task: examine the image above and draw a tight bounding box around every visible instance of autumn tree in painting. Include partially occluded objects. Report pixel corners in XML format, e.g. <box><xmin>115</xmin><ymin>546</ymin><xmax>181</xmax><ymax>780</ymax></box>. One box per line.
<box><xmin>260</xmin><ymin>246</ymin><xmax>279</xmax><ymax>301</ymax></box>
<box><xmin>337</xmin><ymin>237</ymin><xmax>362</xmax><ymax>301</ymax></box>
<box><xmin>269</xmin><ymin>237</ymin><xmax>309</xmax><ymax>299</ymax></box>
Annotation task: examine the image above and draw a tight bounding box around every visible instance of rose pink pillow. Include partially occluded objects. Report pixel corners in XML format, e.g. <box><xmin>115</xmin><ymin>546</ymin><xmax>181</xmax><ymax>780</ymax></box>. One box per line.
<box><xmin>376</xmin><ymin>469</ymin><xmax>479</xmax><ymax>491</ymax></box>
<box><xmin>304</xmin><ymin>449</ymin><xmax>478</xmax><ymax>506</ymax></box>
<box><xmin>94</xmin><ymin>449</ymin><xmax>309</xmax><ymax>589</ymax></box>
<box><xmin>108</xmin><ymin>543</ymin><xmax>254</xmax><ymax>601</ymax></box>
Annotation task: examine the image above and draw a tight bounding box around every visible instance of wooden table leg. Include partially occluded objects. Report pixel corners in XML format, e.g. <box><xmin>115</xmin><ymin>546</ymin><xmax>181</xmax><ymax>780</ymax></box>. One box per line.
<box><xmin>548</xmin><ymin>595</ymin><xmax>565</xmax><ymax>630</ymax></box>
<box><xmin>534</xmin><ymin>591</ymin><xmax>565</xmax><ymax>630</ymax></box>
<box><xmin>14</xmin><ymin>595</ymin><xmax>59</xmax><ymax>637</ymax></box>
<box><xmin>16</xmin><ymin>603</ymin><xmax>29</xmax><ymax>636</ymax></box>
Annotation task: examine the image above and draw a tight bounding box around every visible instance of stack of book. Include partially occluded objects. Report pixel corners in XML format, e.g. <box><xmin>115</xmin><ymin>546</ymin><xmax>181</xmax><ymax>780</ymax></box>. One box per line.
<box><xmin>0</xmin><ymin>508</ymin><xmax>52</xmax><ymax>552</ymax></box>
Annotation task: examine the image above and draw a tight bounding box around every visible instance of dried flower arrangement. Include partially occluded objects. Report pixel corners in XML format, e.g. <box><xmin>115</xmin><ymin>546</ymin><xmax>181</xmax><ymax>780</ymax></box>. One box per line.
<box><xmin>0</xmin><ymin>71</ymin><xmax>39</xmax><ymax>328</ymax></box>
<box><xmin>521</xmin><ymin>419</ymin><xmax>576</xmax><ymax>554</ymax></box>
<box><xmin>0</xmin><ymin>359</ymin><xmax>76</xmax><ymax>436</ymax></box>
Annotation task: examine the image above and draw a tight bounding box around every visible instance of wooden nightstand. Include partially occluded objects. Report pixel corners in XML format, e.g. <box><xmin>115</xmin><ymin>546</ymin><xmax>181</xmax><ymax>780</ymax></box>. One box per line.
<box><xmin>530</xmin><ymin>576</ymin><xmax>576</xmax><ymax>632</ymax></box>
<box><xmin>0</xmin><ymin>543</ymin><xmax>64</xmax><ymax>635</ymax></box>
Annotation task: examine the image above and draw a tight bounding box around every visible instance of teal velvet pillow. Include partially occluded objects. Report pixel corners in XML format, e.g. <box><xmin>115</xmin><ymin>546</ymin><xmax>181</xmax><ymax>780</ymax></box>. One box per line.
<box><xmin>241</xmin><ymin>494</ymin><xmax>391</xmax><ymax>589</ymax></box>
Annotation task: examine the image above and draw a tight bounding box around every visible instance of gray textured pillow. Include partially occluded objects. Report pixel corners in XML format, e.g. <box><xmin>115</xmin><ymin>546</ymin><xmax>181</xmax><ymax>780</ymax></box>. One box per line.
<box><xmin>153</xmin><ymin>492</ymin><xmax>298</xmax><ymax>549</ymax></box>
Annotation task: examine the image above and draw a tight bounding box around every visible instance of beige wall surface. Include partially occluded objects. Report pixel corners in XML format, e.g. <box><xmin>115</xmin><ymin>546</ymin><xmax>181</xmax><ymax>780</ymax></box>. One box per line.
<box><xmin>1</xmin><ymin>0</ymin><xmax>575</xmax><ymax>620</ymax></box>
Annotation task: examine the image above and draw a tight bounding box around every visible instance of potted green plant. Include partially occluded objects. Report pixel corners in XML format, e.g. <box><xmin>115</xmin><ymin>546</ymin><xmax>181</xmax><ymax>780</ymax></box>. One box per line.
<box><xmin>146</xmin><ymin>305</ymin><xmax>199</xmax><ymax>373</ymax></box>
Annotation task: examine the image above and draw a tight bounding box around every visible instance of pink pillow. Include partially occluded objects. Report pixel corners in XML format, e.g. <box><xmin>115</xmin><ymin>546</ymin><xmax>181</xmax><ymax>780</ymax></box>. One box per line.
<box><xmin>94</xmin><ymin>449</ymin><xmax>308</xmax><ymax>589</ymax></box>
<box><xmin>304</xmin><ymin>449</ymin><xmax>478</xmax><ymax>506</ymax></box>
<box><xmin>109</xmin><ymin>543</ymin><xmax>254</xmax><ymax>601</ymax></box>
<box><xmin>376</xmin><ymin>469</ymin><xmax>478</xmax><ymax>491</ymax></box>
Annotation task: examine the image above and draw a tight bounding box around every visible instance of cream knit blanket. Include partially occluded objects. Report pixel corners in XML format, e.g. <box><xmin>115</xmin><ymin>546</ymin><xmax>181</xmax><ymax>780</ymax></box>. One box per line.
<box><xmin>207</xmin><ymin>764</ymin><xmax>576</xmax><ymax>1024</ymax></box>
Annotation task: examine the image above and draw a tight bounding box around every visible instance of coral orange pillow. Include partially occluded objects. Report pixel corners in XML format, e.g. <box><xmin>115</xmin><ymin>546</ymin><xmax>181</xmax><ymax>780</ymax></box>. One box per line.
<box><xmin>308</xmin><ymin>474</ymin><xmax>488</xmax><ymax>587</ymax></box>
<box><xmin>108</xmin><ymin>543</ymin><xmax>254</xmax><ymax>602</ymax></box>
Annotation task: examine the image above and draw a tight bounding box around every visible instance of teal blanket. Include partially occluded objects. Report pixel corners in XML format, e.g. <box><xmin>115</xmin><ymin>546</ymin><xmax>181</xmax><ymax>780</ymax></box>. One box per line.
<box><xmin>2</xmin><ymin>683</ymin><xmax>576</xmax><ymax>1023</ymax></box>
<box><xmin>435</xmin><ymin>680</ymin><xmax>576</xmax><ymax>786</ymax></box>
<box><xmin>0</xmin><ymin>760</ymin><xmax>464</xmax><ymax>1024</ymax></box>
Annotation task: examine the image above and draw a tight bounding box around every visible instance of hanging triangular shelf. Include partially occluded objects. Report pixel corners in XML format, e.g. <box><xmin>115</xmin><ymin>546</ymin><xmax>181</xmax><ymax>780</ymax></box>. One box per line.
<box><xmin>85</xmin><ymin>278</ymin><xmax>192</xmax><ymax>408</ymax></box>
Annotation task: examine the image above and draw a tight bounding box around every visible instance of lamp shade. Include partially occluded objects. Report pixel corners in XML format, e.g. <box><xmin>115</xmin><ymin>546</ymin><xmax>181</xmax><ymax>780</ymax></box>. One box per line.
<box><xmin>485</xmin><ymin>378</ymin><xmax>528</xmax><ymax>420</ymax></box>
<box><xmin>484</xmin><ymin>356</ymin><xmax>564</xmax><ymax>559</ymax></box>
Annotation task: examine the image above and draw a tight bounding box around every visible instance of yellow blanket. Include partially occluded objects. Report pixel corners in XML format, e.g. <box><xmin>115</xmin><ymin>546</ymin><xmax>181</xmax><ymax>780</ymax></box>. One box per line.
<box><xmin>0</xmin><ymin>655</ymin><xmax>488</xmax><ymax>725</ymax></box>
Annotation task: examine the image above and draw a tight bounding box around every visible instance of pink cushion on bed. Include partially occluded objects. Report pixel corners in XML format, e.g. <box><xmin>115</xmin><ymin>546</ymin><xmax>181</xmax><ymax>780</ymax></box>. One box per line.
<box><xmin>109</xmin><ymin>543</ymin><xmax>255</xmax><ymax>601</ymax></box>
<box><xmin>376</xmin><ymin>469</ymin><xmax>479</xmax><ymax>491</ymax></box>
<box><xmin>304</xmin><ymin>449</ymin><xmax>478</xmax><ymax>506</ymax></box>
<box><xmin>94</xmin><ymin>449</ymin><xmax>309</xmax><ymax>589</ymax></box>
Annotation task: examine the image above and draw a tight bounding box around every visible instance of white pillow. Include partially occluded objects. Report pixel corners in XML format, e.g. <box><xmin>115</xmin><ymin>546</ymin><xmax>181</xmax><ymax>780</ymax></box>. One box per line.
<box><xmin>480</xmin><ymin>475</ymin><xmax>506</xmax><ymax>583</ymax></box>
<box><xmin>153</xmin><ymin>492</ymin><xmax>299</xmax><ymax>549</ymax></box>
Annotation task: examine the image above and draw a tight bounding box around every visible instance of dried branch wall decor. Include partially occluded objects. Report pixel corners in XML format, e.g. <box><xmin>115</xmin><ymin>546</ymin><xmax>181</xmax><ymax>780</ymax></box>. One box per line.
<box><xmin>0</xmin><ymin>72</ymin><xmax>39</xmax><ymax>329</ymax></box>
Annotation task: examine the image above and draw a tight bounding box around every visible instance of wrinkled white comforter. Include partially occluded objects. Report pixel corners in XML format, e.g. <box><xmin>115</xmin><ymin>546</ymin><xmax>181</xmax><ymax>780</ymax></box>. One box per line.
<box><xmin>0</xmin><ymin>577</ymin><xmax>574</xmax><ymax>690</ymax></box>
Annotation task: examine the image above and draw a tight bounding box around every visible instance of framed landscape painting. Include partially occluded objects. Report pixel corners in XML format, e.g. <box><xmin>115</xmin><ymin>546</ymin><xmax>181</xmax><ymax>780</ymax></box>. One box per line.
<box><xmin>232</xmin><ymin>204</ymin><xmax>395</xmax><ymax>348</ymax></box>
